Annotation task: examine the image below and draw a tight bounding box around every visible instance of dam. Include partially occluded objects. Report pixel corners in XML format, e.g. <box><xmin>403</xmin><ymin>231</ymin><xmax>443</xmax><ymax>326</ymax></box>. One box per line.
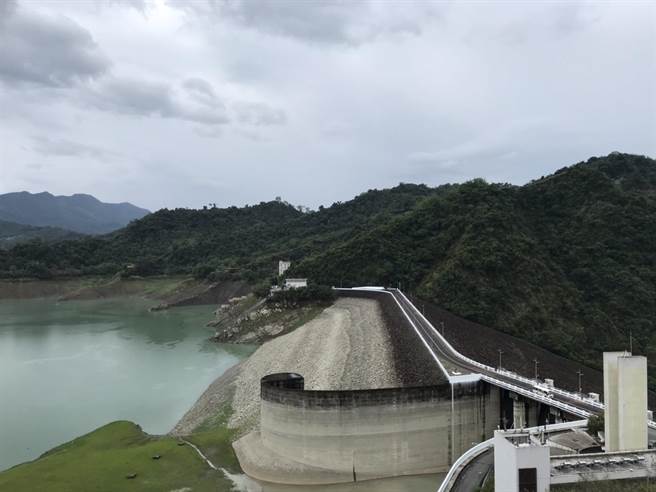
<box><xmin>233</xmin><ymin>289</ymin><xmax>581</xmax><ymax>484</ymax></box>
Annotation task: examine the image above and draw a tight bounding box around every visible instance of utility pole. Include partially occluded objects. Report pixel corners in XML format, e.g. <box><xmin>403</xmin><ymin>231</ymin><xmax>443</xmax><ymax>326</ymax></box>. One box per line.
<box><xmin>498</xmin><ymin>349</ymin><xmax>503</xmax><ymax>370</ymax></box>
<box><xmin>577</xmin><ymin>370</ymin><xmax>584</xmax><ymax>394</ymax></box>
<box><xmin>533</xmin><ymin>358</ymin><xmax>539</xmax><ymax>380</ymax></box>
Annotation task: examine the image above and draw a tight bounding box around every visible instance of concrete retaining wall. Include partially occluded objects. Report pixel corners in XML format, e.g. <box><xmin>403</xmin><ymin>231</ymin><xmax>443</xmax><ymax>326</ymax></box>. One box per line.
<box><xmin>234</xmin><ymin>373</ymin><xmax>501</xmax><ymax>484</ymax></box>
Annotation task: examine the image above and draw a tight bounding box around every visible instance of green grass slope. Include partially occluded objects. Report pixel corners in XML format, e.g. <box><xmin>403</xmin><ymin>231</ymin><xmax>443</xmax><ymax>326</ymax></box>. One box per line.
<box><xmin>0</xmin><ymin>421</ymin><xmax>235</xmax><ymax>492</ymax></box>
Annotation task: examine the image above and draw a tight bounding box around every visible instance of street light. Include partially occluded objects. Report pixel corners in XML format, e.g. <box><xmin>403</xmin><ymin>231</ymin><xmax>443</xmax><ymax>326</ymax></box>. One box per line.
<box><xmin>577</xmin><ymin>370</ymin><xmax>584</xmax><ymax>394</ymax></box>
<box><xmin>534</xmin><ymin>358</ymin><xmax>540</xmax><ymax>380</ymax></box>
<box><xmin>498</xmin><ymin>349</ymin><xmax>503</xmax><ymax>370</ymax></box>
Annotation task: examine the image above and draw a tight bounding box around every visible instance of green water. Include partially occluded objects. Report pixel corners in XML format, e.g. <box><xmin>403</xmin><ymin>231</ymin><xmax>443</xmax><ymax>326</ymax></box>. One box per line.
<box><xmin>0</xmin><ymin>297</ymin><xmax>254</xmax><ymax>472</ymax></box>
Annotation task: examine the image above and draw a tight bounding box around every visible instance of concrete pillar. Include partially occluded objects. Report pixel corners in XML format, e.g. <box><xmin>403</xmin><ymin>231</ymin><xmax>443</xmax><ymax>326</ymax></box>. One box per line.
<box><xmin>603</xmin><ymin>351</ymin><xmax>624</xmax><ymax>451</ymax></box>
<box><xmin>604</xmin><ymin>351</ymin><xmax>648</xmax><ymax>452</ymax></box>
<box><xmin>617</xmin><ymin>355</ymin><xmax>648</xmax><ymax>451</ymax></box>
<box><xmin>513</xmin><ymin>400</ymin><xmax>526</xmax><ymax>429</ymax></box>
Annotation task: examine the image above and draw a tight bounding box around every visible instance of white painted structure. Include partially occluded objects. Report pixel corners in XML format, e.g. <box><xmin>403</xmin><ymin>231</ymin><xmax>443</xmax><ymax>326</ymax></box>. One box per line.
<box><xmin>285</xmin><ymin>278</ymin><xmax>307</xmax><ymax>289</ymax></box>
<box><xmin>494</xmin><ymin>430</ymin><xmax>551</xmax><ymax>492</ymax></box>
<box><xmin>278</xmin><ymin>260</ymin><xmax>291</xmax><ymax>276</ymax></box>
<box><xmin>603</xmin><ymin>351</ymin><xmax>648</xmax><ymax>452</ymax></box>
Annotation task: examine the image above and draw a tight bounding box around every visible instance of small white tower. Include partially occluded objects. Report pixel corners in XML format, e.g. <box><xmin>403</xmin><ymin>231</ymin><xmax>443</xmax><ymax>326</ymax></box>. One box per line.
<box><xmin>278</xmin><ymin>260</ymin><xmax>291</xmax><ymax>276</ymax></box>
<box><xmin>603</xmin><ymin>351</ymin><xmax>648</xmax><ymax>452</ymax></box>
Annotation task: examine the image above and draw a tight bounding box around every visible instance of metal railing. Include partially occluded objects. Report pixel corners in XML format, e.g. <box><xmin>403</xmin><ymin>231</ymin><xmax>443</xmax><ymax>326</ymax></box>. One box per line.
<box><xmin>337</xmin><ymin>287</ymin><xmax>656</xmax><ymax>429</ymax></box>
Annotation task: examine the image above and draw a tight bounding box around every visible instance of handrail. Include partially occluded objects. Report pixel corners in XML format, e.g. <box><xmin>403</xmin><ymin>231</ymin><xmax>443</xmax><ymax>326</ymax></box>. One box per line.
<box><xmin>437</xmin><ymin>438</ymin><xmax>493</xmax><ymax>492</ymax></box>
<box><xmin>335</xmin><ymin>287</ymin><xmax>656</xmax><ymax>431</ymax></box>
<box><xmin>334</xmin><ymin>287</ymin><xmax>452</xmax><ymax>379</ymax></box>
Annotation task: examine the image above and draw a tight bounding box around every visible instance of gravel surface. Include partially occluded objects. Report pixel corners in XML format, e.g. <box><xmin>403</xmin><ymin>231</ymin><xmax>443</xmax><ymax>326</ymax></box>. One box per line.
<box><xmin>173</xmin><ymin>297</ymin><xmax>400</xmax><ymax>435</ymax></box>
<box><xmin>170</xmin><ymin>362</ymin><xmax>242</xmax><ymax>436</ymax></box>
<box><xmin>229</xmin><ymin>297</ymin><xmax>398</xmax><ymax>430</ymax></box>
<box><xmin>171</xmin><ymin>297</ymin><xmax>401</xmax><ymax>435</ymax></box>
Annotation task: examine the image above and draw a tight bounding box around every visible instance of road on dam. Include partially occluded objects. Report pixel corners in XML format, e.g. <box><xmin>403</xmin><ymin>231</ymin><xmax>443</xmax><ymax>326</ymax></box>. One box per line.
<box><xmin>387</xmin><ymin>288</ymin><xmax>609</xmax><ymax>418</ymax></box>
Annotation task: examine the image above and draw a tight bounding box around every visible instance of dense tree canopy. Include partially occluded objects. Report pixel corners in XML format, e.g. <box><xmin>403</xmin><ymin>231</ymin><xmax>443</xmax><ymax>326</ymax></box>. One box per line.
<box><xmin>2</xmin><ymin>153</ymin><xmax>655</xmax><ymax>384</ymax></box>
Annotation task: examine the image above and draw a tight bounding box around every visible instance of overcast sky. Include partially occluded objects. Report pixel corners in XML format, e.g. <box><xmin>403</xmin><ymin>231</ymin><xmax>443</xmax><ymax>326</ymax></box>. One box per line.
<box><xmin>1</xmin><ymin>0</ymin><xmax>654</xmax><ymax>211</ymax></box>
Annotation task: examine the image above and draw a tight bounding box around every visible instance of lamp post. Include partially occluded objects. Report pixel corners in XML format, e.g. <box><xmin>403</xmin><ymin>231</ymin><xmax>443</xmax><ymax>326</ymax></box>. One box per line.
<box><xmin>534</xmin><ymin>358</ymin><xmax>539</xmax><ymax>380</ymax></box>
<box><xmin>498</xmin><ymin>349</ymin><xmax>503</xmax><ymax>370</ymax></box>
<box><xmin>577</xmin><ymin>370</ymin><xmax>584</xmax><ymax>394</ymax></box>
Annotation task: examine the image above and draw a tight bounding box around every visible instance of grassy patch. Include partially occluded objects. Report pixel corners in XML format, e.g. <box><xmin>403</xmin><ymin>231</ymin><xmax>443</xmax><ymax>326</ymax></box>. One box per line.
<box><xmin>0</xmin><ymin>421</ymin><xmax>235</xmax><ymax>492</ymax></box>
<box><xmin>185</xmin><ymin>400</ymin><xmax>243</xmax><ymax>474</ymax></box>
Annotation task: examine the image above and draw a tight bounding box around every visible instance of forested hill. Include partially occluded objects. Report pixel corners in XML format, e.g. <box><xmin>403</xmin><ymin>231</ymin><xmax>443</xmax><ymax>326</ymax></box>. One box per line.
<box><xmin>0</xmin><ymin>220</ymin><xmax>83</xmax><ymax>249</ymax></box>
<box><xmin>1</xmin><ymin>152</ymin><xmax>655</xmax><ymax>383</ymax></box>
<box><xmin>295</xmin><ymin>152</ymin><xmax>656</xmax><ymax>383</ymax></box>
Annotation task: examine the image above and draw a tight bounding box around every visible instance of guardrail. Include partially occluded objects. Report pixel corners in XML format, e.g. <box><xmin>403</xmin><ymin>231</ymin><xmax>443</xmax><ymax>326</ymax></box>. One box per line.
<box><xmin>392</xmin><ymin>290</ymin><xmax>624</xmax><ymax>414</ymax></box>
<box><xmin>437</xmin><ymin>438</ymin><xmax>493</xmax><ymax>492</ymax></box>
<box><xmin>336</xmin><ymin>287</ymin><xmax>656</xmax><ymax>430</ymax></box>
<box><xmin>335</xmin><ymin>287</ymin><xmax>453</xmax><ymax>379</ymax></box>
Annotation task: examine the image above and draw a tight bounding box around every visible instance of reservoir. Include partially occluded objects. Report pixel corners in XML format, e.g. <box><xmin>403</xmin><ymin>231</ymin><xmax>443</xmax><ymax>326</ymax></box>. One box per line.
<box><xmin>0</xmin><ymin>297</ymin><xmax>254</xmax><ymax>471</ymax></box>
<box><xmin>0</xmin><ymin>297</ymin><xmax>445</xmax><ymax>491</ymax></box>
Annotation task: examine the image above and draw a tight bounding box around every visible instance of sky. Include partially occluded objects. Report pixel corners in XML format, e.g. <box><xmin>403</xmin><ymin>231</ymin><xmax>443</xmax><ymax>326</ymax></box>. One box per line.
<box><xmin>1</xmin><ymin>0</ymin><xmax>655</xmax><ymax>212</ymax></box>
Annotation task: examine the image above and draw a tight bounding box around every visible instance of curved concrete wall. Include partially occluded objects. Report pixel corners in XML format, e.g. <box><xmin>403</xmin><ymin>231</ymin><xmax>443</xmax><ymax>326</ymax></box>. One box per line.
<box><xmin>234</xmin><ymin>373</ymin><xmax>500</xmax><ymax>484</ymax></box>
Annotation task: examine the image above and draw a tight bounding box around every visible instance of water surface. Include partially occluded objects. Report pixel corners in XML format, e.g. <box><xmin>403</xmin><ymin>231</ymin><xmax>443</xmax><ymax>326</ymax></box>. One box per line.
<box><xmin>0</xmin><ymin>297</ymin><xmax>253</xmax><ymax>471</ymax></box>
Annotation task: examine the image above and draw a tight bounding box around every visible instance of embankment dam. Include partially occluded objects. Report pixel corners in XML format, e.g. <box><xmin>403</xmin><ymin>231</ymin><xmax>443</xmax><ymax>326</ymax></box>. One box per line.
<box><xmin>234</xmin><ymin>289</ymin><xmax>579</xmax><ymax>484</ymax></box>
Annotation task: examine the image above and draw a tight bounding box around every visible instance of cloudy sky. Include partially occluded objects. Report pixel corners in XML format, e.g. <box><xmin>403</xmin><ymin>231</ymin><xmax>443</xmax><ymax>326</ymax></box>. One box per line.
<box><xmin>1</xmin><ymin>0</ymin><xmax>654</xmax><ymax>211</ymax></box>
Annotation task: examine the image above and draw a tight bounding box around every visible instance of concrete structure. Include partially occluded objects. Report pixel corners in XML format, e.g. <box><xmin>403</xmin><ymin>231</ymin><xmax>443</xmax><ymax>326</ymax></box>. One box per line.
<box><xmin>284</xmin><ymin>278</ymin><xmax>307</xmax><ymax>289</ymax></box>
<box><xmin>551</xmin><ymin>449</ymin><xmax>656</xmax><ymax>484</ymax></box>
<box><xmin>492</xmin><ymin>426</ymin><xmax>656</xmax><ymax>490</ymax></box>
<box><xmin>234</xmin><ymin>373</ymin><xmax>500</xmax><ymax>484</ymax></box>
<box><xmin>603</xmin><ymin>351</ymin><xmax>648</xmax><ymax>452</ymax></box>
<box><xmin>278</xmin><ymin>260</ymin><xmax>291</xmax><ymax>276</ymax></box>
<box><xmin>494</xmin><ymin>430</ymin><xmax>551</xmax><ymax>492</ymax></box>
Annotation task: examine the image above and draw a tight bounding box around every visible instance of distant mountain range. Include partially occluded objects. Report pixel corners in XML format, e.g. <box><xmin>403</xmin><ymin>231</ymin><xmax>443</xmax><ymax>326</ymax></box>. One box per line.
<box><xmin>0</xmin><ymin>192</ymin><xmax>150</xmax><ymax>235</ymax></box>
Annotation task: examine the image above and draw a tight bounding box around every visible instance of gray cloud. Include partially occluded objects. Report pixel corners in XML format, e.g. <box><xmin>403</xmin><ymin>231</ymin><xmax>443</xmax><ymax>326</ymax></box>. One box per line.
<box><xmin>81</xmin><ymin>75</ymin><xmax>286</xmax><ymax>130</ymax></box>
<box><xmin>234</xmin><ymin>101</ymin><xmax>286</xmax><ymax>126</ymax></box>
<box><xmin>176</xmin><ymin>0</ymin><xmax>441</xmax><ymax>45</ymax></box>
<box><xmin>30</xmin><ymin>136</ymin><xmax>119</xmax><ymax>160</ymax></box>
<box><xmin>0</xmin><ymin>5</ymin><xmax>109</xmax><ymax>87</ymax></box>
<box><xmin>2</xmin><ymin>0</ymin><xmax>654</xmax><ymax>211</ymax></box>
<box><xmin>84</xmin><ymin>76</ymin><xmax>229</xmax><ymax>126</ymax></box>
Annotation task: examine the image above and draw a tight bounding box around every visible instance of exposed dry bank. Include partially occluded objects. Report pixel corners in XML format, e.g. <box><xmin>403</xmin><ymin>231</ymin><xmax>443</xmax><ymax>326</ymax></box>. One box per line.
<box><xmin>172</xmin><ymin>297</ymin><xmax>398</xmax><ymax>435</ymax></box>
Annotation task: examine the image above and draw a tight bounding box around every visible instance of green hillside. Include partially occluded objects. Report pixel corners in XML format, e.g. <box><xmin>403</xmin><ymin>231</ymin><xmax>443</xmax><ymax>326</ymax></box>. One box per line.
<box><xmin>1</xmin><ymin>152</ymin><xmax>655</xmax><ymax>384</ymax></box>
<box><xmin>0</xmin><ymin>220</ymin><xmax>83</xmax><ymax>249</ymax></box>
<box><xmin>296</xmin><ymin>153</ymin><xmax>656</xmax><ymax>383</ymax></box>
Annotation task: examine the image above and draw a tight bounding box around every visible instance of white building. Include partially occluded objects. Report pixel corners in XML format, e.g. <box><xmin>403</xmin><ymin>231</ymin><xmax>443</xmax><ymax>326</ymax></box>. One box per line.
<box><xmin>284</xmin><ymin>278</ymin><xmax>307</xmax><ymax>289</ymax></box>
<box><xmin>494</xmin><ymin>430</ymin><xmax>551</xmax><ymax>492</ymax></box>
<box><xmin>603</xmin><ymin>351</ymin><xmax>648</xmax><ymax>452</ymax></box>
<box><xmin>278</xmin><ymin>260</ymin><xmax>291</xmax><ymax>276</ymax></box>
